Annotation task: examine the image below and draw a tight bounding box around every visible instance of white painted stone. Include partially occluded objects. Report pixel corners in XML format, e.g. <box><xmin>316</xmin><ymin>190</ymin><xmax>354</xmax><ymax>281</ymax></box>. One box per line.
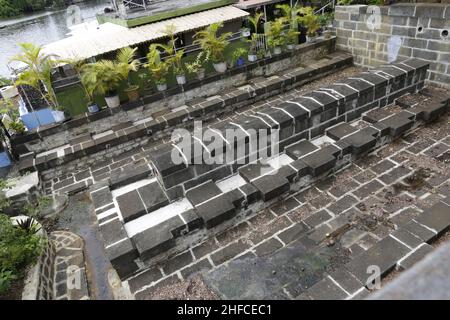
<box><xmin>124</xmin><ymin>198</ymin><xmax>193</xmax><ymax>237</ymax></box>
<box><xmin>133</xmin><ymin>116</ymin><xmax>153</xmax><ymax>126</ymax></box>
<box><xmin>267</xmin><ymin>153</ymin><xmax>294</xmax><ymax>169</ymax></box>
<box><xmin>311</xmin><ymin>135</ymin><xmax>336</xmax><ymax>146</ymax></box>
<box><xmin>111</xmin><ymin>177</ymin><xmax>157</xmax><ymax>198</ymax></box>
<box><xmin>4</xmin><ymin>171</ymin><xmax>39</xmax><ymax>199</ymax></box>
<box><xmin>92</xmin><ymin>130</ymin><xmax>114</xmax><ymax>140</ymax></box>
<box><xmin>216</xmin><ymin>174</ymin><xmax>247</xmax><ymax>193</ymax></box>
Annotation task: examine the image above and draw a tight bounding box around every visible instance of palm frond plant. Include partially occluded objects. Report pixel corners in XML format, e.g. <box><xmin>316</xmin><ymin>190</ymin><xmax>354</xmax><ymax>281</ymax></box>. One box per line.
<box><xmin>0</xmin><ymin>99</ymin><xmax>25</xmax><ymax>135</ymax></box>
<box><xmin>145</xmin><ymin>44</ymin><xmax>171</xmax><ymax>91</ymax></box>
<box><xmin>193</xmin><ymin>22</ymin><xmax>232</xmax><ymax>73</ymax></box>
<box><xmin>247</xmin><ymin>12</ymin><xmax>264</xmax><ymax>61</ymax></box>
<box><xmin>276</xmin><ymin>4</ymin><xmax>301</xmax><ymax>49</ymax></box>
<box><xmin>116</xmin><ymin>47</ymin><xmax>141</xmax><ymax>101</ymax></box>
<box><xmin>81</xmin><ymin>60</ymin><xmax>123</xmax><ymax>108</ymax></box>
<box><xmin>10</xmin><ymin>43</ymin><xmax>59</xmax><ymax>110</ymax></box>
<box><xmin>266</xmin><ymin>18</ymin><xmax>287</xmax><ymax>54</ymax></box>
<box><xmin>298</xmin><ymin>7</ymin><xmax>320</xmax><ymax>41</ymax></box>
<box><xmin>185</xmin><ymin>50</ymin><xmax>210</xmax><ymax>80</ymax></box>
<box><xmin>151</xmin><ymin>24</ymin><xmax>187</xmax><ymax>85</ymax></box>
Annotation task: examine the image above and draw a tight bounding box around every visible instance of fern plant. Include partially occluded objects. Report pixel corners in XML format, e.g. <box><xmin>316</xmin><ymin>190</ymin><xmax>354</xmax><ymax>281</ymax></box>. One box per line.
<box><xmin>266</xmin><ymin>18</ymin><xmax>287</xmax><ymax>49</ymax></box>
<box><xmin>145</xmin><ymin>44</ymin><xmax>171</xmax><ymax>85</ymax></box>
<box><xmin>116</xmin><ymin>47</ymin><xmax>140</xmax><ymax>89</ymax></box>
<box><xmin>10</xmin><ymin>43</ymin><xmax>59</xmax><ymax>109</ymax></box>
<box><xmin>193</xmin><ymin>22</ymin><xmax>232</xmax><ymax>63</ymax></box>
<box><xmin>298</xmin><ymin>7</ymin><xmax>320</xmax><ymax>37</ymax></box>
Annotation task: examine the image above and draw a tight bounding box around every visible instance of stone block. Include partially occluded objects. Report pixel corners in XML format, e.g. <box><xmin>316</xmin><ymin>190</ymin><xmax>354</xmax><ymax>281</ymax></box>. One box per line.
<box><xmin>326</xmin><ymin>122</ymin><xmax>358</xmax><ymax>140</ymax></box>
<box><xmin>105</xmin><ymin>238</ymin><xmax>139</xmax><ymax>279</ymax></box>
<box><xmin>285</xmin><ymin>139</ymin><xmax>318</xmax><ymax>159</ymax></box>
<box><xmin>110</xmin><ymin>164</ymin><xmax>152</xmax><ymax>189</ymax></box>
<box><xmin>305</xmin><ymin>277</ymin><xmax>348</xmax><ymax>300</ymax></box>
<box><xmin>277</xmin><ymin>102</ymin><xmax>309</xmax><ymax>133</ymax></box>
<box><xmin>373</xmin><ymin>111</ymin><xmax>415</xmax><ymax>137</ymax></box>
<box><xmin>132</xmin><ymin>215</ymin><xmax>185</xmax><ymax>260</ymax></box>
<box><xmin>251</xmin><ymin>172</ymin><xmax>290</xmax><ymax>201</ymax></box>
<box><xmin>137</xmin><ymin>181</ymin><xmax>169</xmax><ymax>213</ymax></box>
<box><xmin>329</xmin><ymin>269</ymin><xmax>363</xmax><ymax>295</ymax></box>
<box><xmin>294</xmin><ymin>97</ymin><xmax>323</xmax><ymax>116</ymax></box>
<box><xmin>210</xmin><ymin>239</ymin><xmax>250</xmax><ymax>266</ymax></box>
<box><xmin>409</xmin><ymin>101</ymin><xmax>448</xmax><ymax>122</ymax></box>
<box><xmin>99</xmin><ymin>218</ymin><xmax>128</xmax><ymax>247</ymax></box>
<box><xmin>239</xmin><ymin>183</ymin><xmax>260</xmax><ymax>205</ymax></box>
<box><xmin>185</xmin><ymin>180</ymin><xmax>222</xmax><ymax>206</ymax></box>
<box><xmin>116</xmin><ymin>190</ymin><xmax>147</xmax><ymax>223</ymax></box>
<box><xmin>345</xmin><ymin>236</ymin><xmax>410</xmax><ymax>284</ymax></box>
<box><xmin>398</xmin><ymin>244</ymin><xmax>434</xmax><ymax>271</ymax></box>
<box><xmin>300</xmin><ymin>148</ymin><xmax>337</xmax><ymax>176</ymax></box>
<box><xmin>390</xmin><ymin>229</ymin><xmax>423</xmax><ymax>250</ymax></box>
<box><xmin>149</xmin><ymin>144</ymin><xmax>187</xmax><ymax>177</ymax></box>
<box><xmin>415</xmin><ymin>201</ymin><xmax>450</xmax><ymax>236</ymax></box>
<box><xmin>195</xmin><ymin>193</ymin><xmax>237</xmax><ymax>229</ymax></box>
<box><xmin>238</xmin><ymin>162</ymin><xmax>273</xmax><ymax>182</ymax></box>
<box><xmin>337</xmin><ymin>127</ymin><xmax>378</xmax><ymax>156</ymax></box>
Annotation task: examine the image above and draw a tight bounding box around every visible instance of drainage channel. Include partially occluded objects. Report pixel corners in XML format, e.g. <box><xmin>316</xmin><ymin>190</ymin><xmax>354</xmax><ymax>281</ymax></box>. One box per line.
<box><xmin>56</xmin><ymin>192</ymin><xmax>115</xmax><ymax>300</ymax></box>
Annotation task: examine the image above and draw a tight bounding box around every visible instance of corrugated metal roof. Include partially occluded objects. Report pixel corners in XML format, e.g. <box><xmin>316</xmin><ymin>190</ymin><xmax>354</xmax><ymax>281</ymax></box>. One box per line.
<box><xmin>234</xmin><ymin>0</ymin><xmax>284</xmax><ymax>9</ymax></box>
<box><xmin>42</xmin><ymin>5</ymin><xmax>249</xmax><ymax>61</ymax></box>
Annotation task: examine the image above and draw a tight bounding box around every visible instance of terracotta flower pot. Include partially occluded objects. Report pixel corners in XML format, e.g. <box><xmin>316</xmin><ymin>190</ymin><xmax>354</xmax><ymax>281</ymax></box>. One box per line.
<box><xmin>124</xmin><ymin>85</ymin><xmax>140</xmax><ymax>102</ymax></box>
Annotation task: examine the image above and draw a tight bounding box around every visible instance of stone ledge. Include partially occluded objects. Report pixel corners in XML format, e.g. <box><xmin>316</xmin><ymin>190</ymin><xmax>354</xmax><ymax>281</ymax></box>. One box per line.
<box><xmin>12</xmin><ymin>37</ymin><xmax>337</xmax><ymax>147</ymax></box>
<box><xmin>18</xmin><ymin>51</ymin><xmax>353</xmax><ymax>176</ymax></box>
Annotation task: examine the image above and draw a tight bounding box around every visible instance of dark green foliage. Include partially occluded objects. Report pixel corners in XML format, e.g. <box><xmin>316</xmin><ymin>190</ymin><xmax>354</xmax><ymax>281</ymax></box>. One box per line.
<box><xmin>0</xmin><ymin>0</ymin><xmax>53</xmax><ymax>18</ymax></box>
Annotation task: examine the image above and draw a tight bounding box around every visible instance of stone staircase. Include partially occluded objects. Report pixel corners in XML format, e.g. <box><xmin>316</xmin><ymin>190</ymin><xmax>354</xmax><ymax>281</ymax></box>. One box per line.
<box><xmin>88</xmin><ymin>58</ymin><xmax>450</xmax><ymax>279</ymax></box>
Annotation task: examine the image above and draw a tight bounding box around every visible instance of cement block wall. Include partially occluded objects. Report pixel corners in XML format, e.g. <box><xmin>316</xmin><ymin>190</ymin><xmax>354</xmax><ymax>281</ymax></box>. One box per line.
<box><xmin>334</xmin><ymin>4</ymin><xmax>450</xmax><ymax>88</ymax></box>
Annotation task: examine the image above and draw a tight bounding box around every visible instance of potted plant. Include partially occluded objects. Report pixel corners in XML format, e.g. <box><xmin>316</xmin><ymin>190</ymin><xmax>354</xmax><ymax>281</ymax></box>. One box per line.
<box><xmin>247</xmin><ymin>12</ymin><xmax>263</xmax><ymax>62</ymax></box>
<box><xmin>299</xmin><ymin>7</ymin><xmax>320</xmax><ymax>42</ymax></box>
<box><xmin>193</xmin><ymin>22</ymin><xmax>232</xmax><ymax>73</ymax></box>
<box><xmin>266</xmin><ymin>18</ymin><xmax>286</xmax><ymax>55</ymax></box>
<box><xmin>155</xmin><ymin>24</ymin><xmax>187</xmax><ymax>85</ymax></box>
<box><xmin>172</xmin><ymin>50</ymin><xmax>186</xmax><ymax>85</ymax></box>
<box><xmin>64</xmin><ymin>58</ymin><xmax>99</xmax><ymax>114</ymax></box>
<box><xmin>0</xmin><ymin>99</ymin><xmax>26</xmax><ymax>135</ymax></box>
<box><xmin>185</xmin><ymin>51</ymin><xmax>209</xmax><ymax>80</ymax></box>
<box><xmin>145</xmin><ymin>44</ymin><xmax>170</xmax><ymax>92</ymax></box>
<box><xmin>230</xmin><ymin>48</ymin><xmax>247</xmax><ymax>67</ymax></box>
<box><xmin>117</xmin><ymin>47</ymin><xmax>140</xmax><ymax>102</ymax></box>
<box><xmin>79</xmin><ymin>70</ymin><xmax>99</xmax><ymax>113</ymax></box>
<box><xmin>319</xmin><ymin>12</ymin><xmax>334</xmax><ymax>39</ymax></box>
<box><xmin>11</xmin><ymin>43</ymin><xmax>59</xmax><ymax>110</ymax></box>
<box><xmin>138</xmin><ymin>73</ymin><xmax>153</xmax><ymax>94</ymax></box>
<box><xmin>241</xmin><ymin>27</ymin><xmax>251</xmax><ymax>37</ymax></box>
<box><xmin>286</xmin><ymin>28</ymin><xmax>299</xmax><ymax>50</ymax></box>
<box><xmin>81</xmin><ymin>60</ymin><xmax>122</xmax><ymax>108</ymax></box>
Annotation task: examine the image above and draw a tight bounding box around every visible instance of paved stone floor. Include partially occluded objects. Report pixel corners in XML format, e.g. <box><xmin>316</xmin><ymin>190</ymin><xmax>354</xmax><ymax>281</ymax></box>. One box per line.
<box><xmin>124</xmin><ymin>112</ymin><xmax>450</xmax><ymax>300</ymax></box>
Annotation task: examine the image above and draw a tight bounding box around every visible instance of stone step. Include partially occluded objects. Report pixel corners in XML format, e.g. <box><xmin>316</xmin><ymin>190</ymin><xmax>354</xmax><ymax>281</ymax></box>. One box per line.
<box><xmin>88</xmin><ymin>60</ymin><xmax>450</xmax><ymax>279</ymax></box>
<box><xmin>17</xmin><ymin>52</ymin><xmax>355</xmax><ymax>176</ymax></box>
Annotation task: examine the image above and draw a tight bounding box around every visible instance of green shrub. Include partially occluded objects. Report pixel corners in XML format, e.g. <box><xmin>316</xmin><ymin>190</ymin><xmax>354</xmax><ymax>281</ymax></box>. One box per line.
<box><xmin>0</xmin><ymin>269</ymin><xmax>17</xmax><ymax>293</ymax></box>
<box><xmin>0</xmin><ymin>214</ymin><xmax>44</xmax><ymax>294</ymax></box>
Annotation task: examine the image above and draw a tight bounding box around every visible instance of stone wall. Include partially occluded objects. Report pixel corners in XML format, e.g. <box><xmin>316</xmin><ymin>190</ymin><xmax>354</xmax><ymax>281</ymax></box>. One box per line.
<box><xmin>18</xmin><ymin>43</ymin><xmax>352</xmax><ymax>183</ymax></box>
<box><xmin>12</xmin><ymin>38</ymin><xmax>336</xmax><ymax>155</ymax></box>
<box><xmin>334</xmin><ymin>4</ymin><xmax>450</xmax><ymax>88</ymax></box>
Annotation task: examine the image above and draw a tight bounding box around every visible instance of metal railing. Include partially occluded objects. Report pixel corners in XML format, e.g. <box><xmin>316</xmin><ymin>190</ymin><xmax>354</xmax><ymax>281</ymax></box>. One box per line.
<box><xmin>315</xmin><ymin>0</ymin><xmax>336</xmax><ymax>15</ymax></box>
